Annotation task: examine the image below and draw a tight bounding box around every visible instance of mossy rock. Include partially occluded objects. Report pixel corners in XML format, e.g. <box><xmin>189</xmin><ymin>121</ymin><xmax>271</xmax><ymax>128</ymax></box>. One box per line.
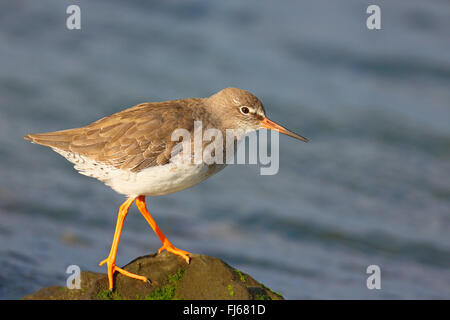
<box><xmin>22</xmin><ymin>252</ymin><xmax>284</xmax><ymax>300</ymax></box>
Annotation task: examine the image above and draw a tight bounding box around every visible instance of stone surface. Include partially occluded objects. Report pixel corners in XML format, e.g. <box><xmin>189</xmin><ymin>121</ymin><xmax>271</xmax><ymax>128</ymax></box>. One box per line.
<box><xmin>22</xmin><ymin>252</ymin><xmax>284</xmax><ymax>300</ymax></box>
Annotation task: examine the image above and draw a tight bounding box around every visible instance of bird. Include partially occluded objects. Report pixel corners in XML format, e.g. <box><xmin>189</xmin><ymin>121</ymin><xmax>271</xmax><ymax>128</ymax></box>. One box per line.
<box><xmin>24</xmin><ymin>87</ymin><xmax>308</xmax><ymax>290</ymax></box>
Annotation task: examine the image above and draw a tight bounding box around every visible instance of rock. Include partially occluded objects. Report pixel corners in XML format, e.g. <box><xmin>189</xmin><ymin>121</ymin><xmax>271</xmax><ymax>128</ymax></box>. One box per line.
<box><xmin>22</xmin><ymin>252</ymin><xmax>284</xmax><ymax>300</ymax></box>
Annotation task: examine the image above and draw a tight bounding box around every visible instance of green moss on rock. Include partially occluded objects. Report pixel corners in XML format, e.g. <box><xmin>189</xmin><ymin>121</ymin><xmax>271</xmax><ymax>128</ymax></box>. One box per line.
<box><xmin>260</xmin><ymin>283</ymin><xmax>283</xmax><ymax>299</ymax></box>
<box><xmin>227</xmin><ymin>284</ymin><xmax>235</xmax><ymax>297</ymax></box>
<box><xmin>96</xmin><ymin>290</ymin><xmax>123</xmax><ymax>300</ymax></box>
<box><xmin>168</xmin><ymin>268</ymin><xmax>184</xmax><ymax>284</ymax></box>
<box><xmin>255</xmin><ymin>293</ymin><xmax>271</xmax><ymax>300</ymax></box>
<box><xmin>234</xmin><ymin>269</ymin><xmax>246</xmax><ymax>283</ymax></box>
<box><xmin>145</xmin><ymin>285</ymin><xmax>176</xmax><ymax>300</ymax></box>
<box><xmin>144</xmin><ymin>268</ymin><xmax>184</xmax><ymax>300</ymax></box>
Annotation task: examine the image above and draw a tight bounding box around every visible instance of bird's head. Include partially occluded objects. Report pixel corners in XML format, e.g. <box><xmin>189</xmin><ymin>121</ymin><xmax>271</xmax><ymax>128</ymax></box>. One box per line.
<box><xmin>207</xmin><ymin>87</ymin><xmax>308</xmax><ymax>142</ymax></box>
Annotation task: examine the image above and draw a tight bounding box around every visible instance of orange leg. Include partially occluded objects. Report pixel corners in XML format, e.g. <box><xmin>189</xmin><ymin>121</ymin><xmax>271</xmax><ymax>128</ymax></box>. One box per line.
<box><xmin>135</xmin><ymin>195</ymin><xmax>191</xmax><ymax>264</ymax></box>
<box><xmin>99</xmin><ymin>197</ymin><xmax>149</xmax><ymax>290</ymax></box>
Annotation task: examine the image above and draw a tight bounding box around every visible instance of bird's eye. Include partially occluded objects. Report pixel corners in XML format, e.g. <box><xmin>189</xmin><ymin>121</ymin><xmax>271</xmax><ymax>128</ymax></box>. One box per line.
<box><xmin>240</xmin><ymin>106</ymin><xmax>250</xmax><ymax>115</ymax></box>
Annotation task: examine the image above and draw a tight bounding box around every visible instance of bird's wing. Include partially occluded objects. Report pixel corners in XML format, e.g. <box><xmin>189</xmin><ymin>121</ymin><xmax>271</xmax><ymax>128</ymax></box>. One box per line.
<box><xmin>24</xmin><ymin>102</ymin><xmax>196</xmax><ymax>172</ymax></box>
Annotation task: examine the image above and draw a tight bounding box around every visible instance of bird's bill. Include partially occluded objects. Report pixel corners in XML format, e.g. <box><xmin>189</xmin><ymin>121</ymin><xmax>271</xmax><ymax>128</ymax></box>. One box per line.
<box><xmin>260</xmin><ymin>117</ymin><xmax>309</xmax><ymax>142</ymax></box>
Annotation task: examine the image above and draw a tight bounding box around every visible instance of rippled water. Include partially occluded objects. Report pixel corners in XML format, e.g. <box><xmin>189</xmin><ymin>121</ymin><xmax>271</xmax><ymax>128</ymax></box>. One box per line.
<box><xmin>0</xmin><ymin>0</ymin><xmax>449</xmax><ymax>299</ymax></box>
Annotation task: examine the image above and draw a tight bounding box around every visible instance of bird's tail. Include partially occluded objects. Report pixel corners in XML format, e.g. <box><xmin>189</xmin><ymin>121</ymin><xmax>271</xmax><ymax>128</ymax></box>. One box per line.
<box><xmin>24</xmin><ymin>130</ymin><xmax>74</xmax><ymax>150</ymax></box>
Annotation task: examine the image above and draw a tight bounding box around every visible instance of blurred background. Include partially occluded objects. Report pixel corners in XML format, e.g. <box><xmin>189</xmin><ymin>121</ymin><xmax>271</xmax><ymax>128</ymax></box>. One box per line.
<box><xmin>0</xmin><ymin>0</ymin><xmax>449</xmax><ymax>299</ymax></box>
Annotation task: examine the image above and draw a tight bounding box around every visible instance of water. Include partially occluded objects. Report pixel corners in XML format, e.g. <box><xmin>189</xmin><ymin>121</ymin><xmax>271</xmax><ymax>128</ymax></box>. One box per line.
<box><xmin>1</xmin><ymin>0</ymin><xmax>449</xmax><ymax>299</ymax></box>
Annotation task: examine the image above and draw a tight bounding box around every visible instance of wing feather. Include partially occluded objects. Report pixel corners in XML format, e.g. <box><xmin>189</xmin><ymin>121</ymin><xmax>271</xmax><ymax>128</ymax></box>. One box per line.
<box><xmin>24</xmin><ymin>101</ymin><xmax>198</xmax><ymax>172</ymax></box>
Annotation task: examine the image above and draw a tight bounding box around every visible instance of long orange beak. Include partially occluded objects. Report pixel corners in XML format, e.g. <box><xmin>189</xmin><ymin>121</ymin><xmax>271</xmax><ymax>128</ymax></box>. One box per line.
<box><xmin>260</xmin><ymin>117</ymin><xmax>309</xmax><ymax>142</ymax></box>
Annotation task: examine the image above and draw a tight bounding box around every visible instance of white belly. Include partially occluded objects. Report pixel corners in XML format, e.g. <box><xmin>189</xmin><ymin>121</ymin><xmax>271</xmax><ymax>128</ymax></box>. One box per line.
<box><xmin>108</xmin><ymin>162</ymin><xmax>226</xmax><ymax>197</ymax></box>
<box><xmin>53</xmin><ymin>148</ymin><xmax>226</xmax><ymax>197</ymax></box>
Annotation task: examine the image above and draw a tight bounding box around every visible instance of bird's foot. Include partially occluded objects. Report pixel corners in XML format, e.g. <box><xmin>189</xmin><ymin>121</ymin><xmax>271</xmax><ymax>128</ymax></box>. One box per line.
<box><xmin>158</xmin><ymin>240</ymin><xmax>191</xmax><ymax>264</ymax></box>
<box><xmin>99</xmin><ymin>257</ymin><xmax>149</xmax><ymax>290</ymax></box>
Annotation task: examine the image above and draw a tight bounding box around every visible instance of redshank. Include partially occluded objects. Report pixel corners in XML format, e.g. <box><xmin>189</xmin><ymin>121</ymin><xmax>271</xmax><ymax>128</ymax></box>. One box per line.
<box><xmin>24</xmin><ymin>87</ymin><xmax>308</xmax><ymax>290</ymax></box>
